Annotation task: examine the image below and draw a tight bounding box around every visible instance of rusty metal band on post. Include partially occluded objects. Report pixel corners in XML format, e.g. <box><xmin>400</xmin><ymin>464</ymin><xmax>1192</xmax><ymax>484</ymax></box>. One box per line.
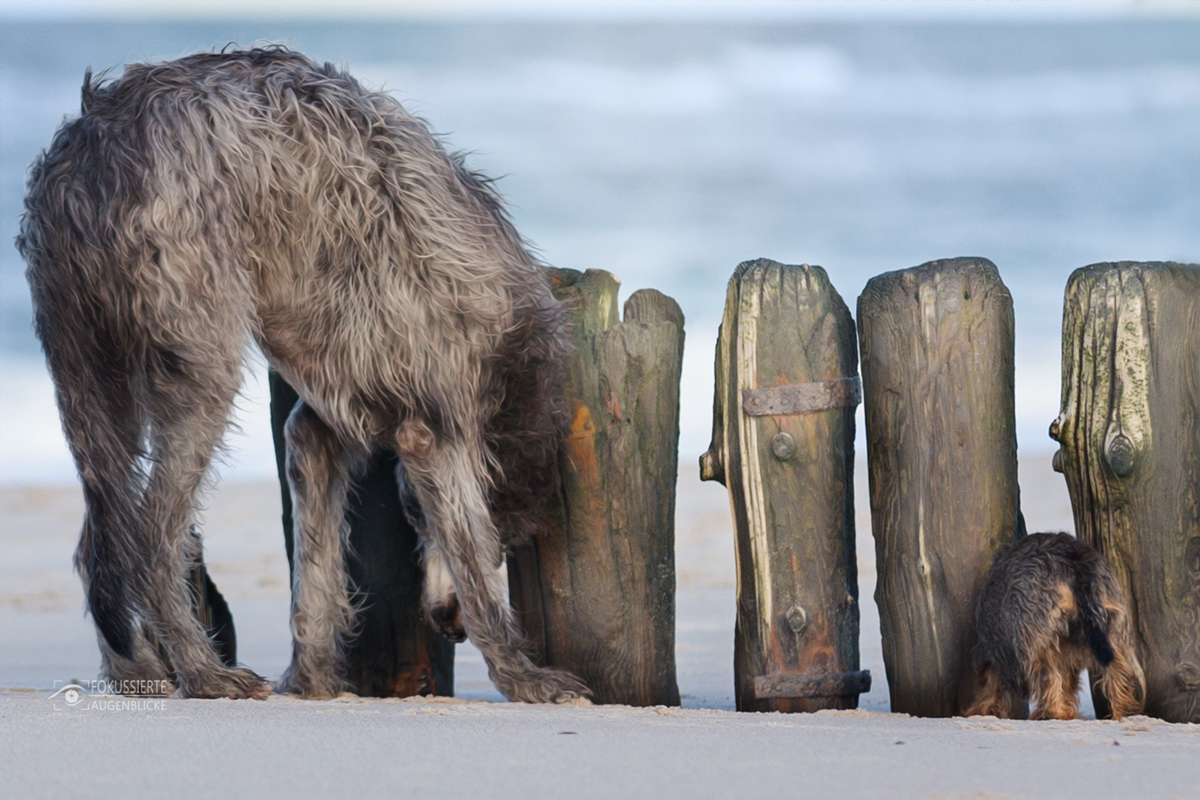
<box><xmin>741</xmin><ymin>376</ymin><xmax>862</xmax><ymax>417</ymax></box>
<box><xmin>753</xmin><ymin>670</ymin><xmax>872</xmax><ymax>699</ymax></box>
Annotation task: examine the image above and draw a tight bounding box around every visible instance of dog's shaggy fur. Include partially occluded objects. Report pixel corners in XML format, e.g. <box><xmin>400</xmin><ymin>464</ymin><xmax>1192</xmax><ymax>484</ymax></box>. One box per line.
<box><xmin>17</xmin><ymin>47</ymin><xmax>588</xmax><ymax>702</ymax></box>
<box><xmin>965</xmin><ymin>532</ymin><xmax>1145</xmax><ymax>720</ymax></box>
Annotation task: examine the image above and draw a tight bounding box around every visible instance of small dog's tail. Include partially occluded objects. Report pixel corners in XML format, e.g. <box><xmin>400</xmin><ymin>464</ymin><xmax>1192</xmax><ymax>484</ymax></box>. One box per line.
<box><xmin>1072</xmin><ymin>545</ymin><xmax>1146</xmax><ymax>719</ymax></box>
<box><xmin>1075</xmin><ymin>558</ymin><xmax>1116</xmax><ymax>666</ymax></box>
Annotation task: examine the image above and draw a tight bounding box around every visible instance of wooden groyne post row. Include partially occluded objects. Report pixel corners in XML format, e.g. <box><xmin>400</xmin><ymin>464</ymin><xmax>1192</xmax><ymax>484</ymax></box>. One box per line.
<box><xmin>1050</xmin><ymin>261</ymin><xmax>1200</xmax><ymax>723</ymax></box>
<box><xmin>701</xmin><ymin>259</ymin><xmax>868</xmax><ymax>712</ymax></box>
<box><xmin>858</xmin><ymin>257</ymin><xmax>1024</xmax><ymax>717</ymax></box>
<box><xmin>507</xmin><ymin>268</ymin><xmax>684</xmax><ymax>707</ymax></box>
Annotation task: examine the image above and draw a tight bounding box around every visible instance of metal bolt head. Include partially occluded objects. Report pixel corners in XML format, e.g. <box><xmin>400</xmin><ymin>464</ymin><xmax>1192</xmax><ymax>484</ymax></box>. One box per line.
<box><xmin>771</xmin><ymin>432</ymin><xmax>797</xmax><ymax>461</ymax></box>
<box><xmin>786</xmin><ymin>605</ymin><xmax>808</xmax><ymax>635</ymax></box>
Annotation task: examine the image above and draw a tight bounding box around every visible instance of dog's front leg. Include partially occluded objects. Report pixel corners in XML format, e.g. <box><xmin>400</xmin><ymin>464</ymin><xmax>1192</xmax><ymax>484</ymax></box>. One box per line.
<box><xmin>419</xmin><ymin>544</ymin><xmax>467</xmax><ymax>642</ymax></box>
<box><xmin>395</xmin><ymin>419</ymin><xmax>589</xmax><ymax>704</ymax></box>
<box><xmin>277</xmin><ymin>401</ymin><xmax>361</xmax><ymax>699</ymax></box>
<box><xmin>395</xmin><ymin>462</ymin><xmax>467</xmax><ymax>643</ymax></box>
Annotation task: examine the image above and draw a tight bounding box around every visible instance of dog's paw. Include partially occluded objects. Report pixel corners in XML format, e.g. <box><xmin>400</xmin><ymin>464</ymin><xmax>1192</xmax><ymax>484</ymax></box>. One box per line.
<box><xmin>181</xmin><ymin>667</ymin><xmax>271</xmax><ymax>700</ymax></box>
<box><xmin>275</xmin><ymin>664</ymin><xmax>347</xmax><ymax>700</ymax></box>
<box><xmin>504</xmin><ymin>665</ymin><xmax>593</xmax><ymax>705</ymax></box>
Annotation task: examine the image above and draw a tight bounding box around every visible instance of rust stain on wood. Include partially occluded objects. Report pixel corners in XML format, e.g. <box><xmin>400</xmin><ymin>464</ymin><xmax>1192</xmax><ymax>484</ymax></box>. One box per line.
<box><xmin>604</xmin><ymin>390</ymin><xmax>622</xmax><ymax>422</ymax></box>
<box><xmin>566</xmin><ymin>403</ymin><xmax>600</xmax><ymax>485</ymax></box>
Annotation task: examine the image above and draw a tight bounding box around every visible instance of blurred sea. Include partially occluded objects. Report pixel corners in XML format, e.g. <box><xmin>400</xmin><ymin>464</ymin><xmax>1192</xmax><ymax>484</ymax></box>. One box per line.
<box><xmin>2</xmin><ymin>14</ymin><xmax>1199</xmax><ymax>484</ymax></box>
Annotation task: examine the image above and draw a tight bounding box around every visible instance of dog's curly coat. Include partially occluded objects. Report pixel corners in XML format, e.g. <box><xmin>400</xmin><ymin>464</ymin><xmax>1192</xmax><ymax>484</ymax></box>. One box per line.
<box><xmin>965</xmin><ymin>532</ymin><xmax>1145</xmax><ymax>720</ymax></box>
<box><xmin>18</xmin><ymin>47</ymin><xmax>588</xmax><ymax>702</ymax></box>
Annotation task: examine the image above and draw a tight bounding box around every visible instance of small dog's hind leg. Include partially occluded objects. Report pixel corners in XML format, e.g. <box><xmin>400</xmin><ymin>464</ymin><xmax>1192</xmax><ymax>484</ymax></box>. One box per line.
<box><xmin>1093</xmin><ymin>602</ymin><xmax>1146</xmax><ymax>720</ymax></box>
<box><xmin>396</xmin><ymin>419</ymin><xmax>589</xmax><ymax>704</ymax></box>
<box><xmin>277</xmin><ymin>400</ymin><xmax>361</xmax><ymax>699</ymax></box>
<box><xmin>964</xmin><ymin>662</ymin><xmax>1015</xmax><ymax>718</ymax></box>
<box><xmin>1029</xmin><ymin>656</ymin><xmax>1078</xmax><ymax>720</ymax></box>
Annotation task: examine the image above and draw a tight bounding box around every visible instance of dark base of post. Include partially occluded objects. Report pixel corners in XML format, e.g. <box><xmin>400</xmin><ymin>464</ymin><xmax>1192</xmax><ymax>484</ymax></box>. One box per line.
<box><xmin>192</xmin><ymin>563</ymin><xmax>237</xmax><ymax>667</ymax></box>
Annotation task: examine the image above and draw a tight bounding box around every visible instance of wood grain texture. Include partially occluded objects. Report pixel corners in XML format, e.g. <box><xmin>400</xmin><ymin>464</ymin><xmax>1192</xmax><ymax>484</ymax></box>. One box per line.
<box><xmin>858</xmin><ymin>257</ymin><xmax>1022</xmax><ymax>718</ymax></box>
<box><xmin>270</xmin><ymin>372</ymin><xmax>454</xmax><ymax>698</ymax></box>
<box><xmin>701</xmin><ymin>258</ymin><xmax>862</xmax><ymax>713</ymax></box>
<box><xmin>1050</xmin><ymin>261</ymin><xmax>1200</xmax><ymax>723</ymax></box>
<box><xmin>507</xmin><ymin>268</ymin><xmax>683</xmax><ymax>707</ymax></box>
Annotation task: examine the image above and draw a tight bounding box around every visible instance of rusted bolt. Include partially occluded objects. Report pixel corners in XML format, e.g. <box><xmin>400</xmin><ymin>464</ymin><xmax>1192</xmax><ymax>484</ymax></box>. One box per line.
<box><xmin>771</xmin><ymin>432</ymin><xmax>797</xmax><ymax>461</ymax></box>
<box><xmin>786</xmin><ymin>605</ymin><xmax>808</xmax><ymax>636</ymax></box>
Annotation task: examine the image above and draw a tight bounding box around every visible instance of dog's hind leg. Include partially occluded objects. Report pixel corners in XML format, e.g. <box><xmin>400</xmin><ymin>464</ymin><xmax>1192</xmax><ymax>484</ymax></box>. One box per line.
<box><xmin>1093</xmin><ymin>602</ymin><xmax>1146</xmax><ymax>720</ymax></box>
<box><xmin>1054</xmin><ymin>645</ymin><xmax>1084</xmax><ymax>720</ymax></box>
<box><xmin>1029</xmin><ymin>653</ymin><xmax>1079</xmax><ymax>720</ymax></box>
<box><xmin>135</xmin><ymin>347</ymin><xmax>270</xmax><ymax>699</ymax></box>
<box><xmin>276</xmin><ymin>400</ymin><xmax>362</xmax><ymax>699</ymax></box>
<box><xmin>98</xmin><ymin>624</ymin><xmax>173</xmax><ymax>692</ymax></box>
<box><xmin>395</xmin><ymin>419</ymin><xmax>588</xmax><ymax>704</ymax></box>
<box><xmin>34</xmin><ymin>313</ymin><xmax>178</xmax><ymax>690</ymax></box>
<box><xmin>964</xmin><ymin>662</ymin><xmax>1010</xmax><ymax>717</ymax></box>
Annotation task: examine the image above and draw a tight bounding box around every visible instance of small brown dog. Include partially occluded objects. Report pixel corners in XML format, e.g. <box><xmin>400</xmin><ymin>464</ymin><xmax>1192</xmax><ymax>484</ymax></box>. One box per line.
<box><xmin>966</xmin><ymin>532</ymin><xmax>1145</xmax><ymax>720</ymax></box>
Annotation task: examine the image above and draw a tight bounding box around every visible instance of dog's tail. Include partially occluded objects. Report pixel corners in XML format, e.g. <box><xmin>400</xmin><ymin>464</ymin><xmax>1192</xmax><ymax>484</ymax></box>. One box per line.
<box><xmin>1072</xmin><ymin>548</ymin><xmax>1146</xmax><ymax>719</ymax></box>
<box><xmin>1075</xmin><ymin>557</ymin><xmax>1116</xmax><ymax>666</ymax></box>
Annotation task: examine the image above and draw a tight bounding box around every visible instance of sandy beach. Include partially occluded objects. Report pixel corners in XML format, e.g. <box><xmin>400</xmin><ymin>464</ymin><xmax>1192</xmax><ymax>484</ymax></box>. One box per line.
<box><xmin>4</xmin><ymin>451</ymin><xmax>1197</xmax><ymax>799</ymax></box>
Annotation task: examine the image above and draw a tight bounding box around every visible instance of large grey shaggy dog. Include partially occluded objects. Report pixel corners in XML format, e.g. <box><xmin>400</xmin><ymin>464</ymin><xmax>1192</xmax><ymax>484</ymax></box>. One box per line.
<box><xmin>18</xmin><ymin>47</ymin><xmax>589</xmax><ymax>703</ymax></box>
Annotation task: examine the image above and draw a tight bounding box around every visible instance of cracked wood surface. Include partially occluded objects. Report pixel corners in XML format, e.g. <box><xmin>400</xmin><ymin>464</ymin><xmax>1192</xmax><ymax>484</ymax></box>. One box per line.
<box><xmin>1051</xmin><ymin>261</ymin><xmax>1200</xmax><ymax>723</ymax></box>
<box><xmin>858</xmin><ymin>257</ymin><xmax>1022</xmax><ymax>718</ymax></box>
<box><xmin>702</xmin><ymin>259</ymin><xmax>862</xmax><ymax>712</ymax></box>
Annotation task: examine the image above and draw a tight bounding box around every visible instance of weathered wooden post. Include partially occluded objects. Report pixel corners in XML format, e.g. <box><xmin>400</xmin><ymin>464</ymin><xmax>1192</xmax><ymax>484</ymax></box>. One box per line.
<box><xmin>270</xmin><ymin>373</ymin><xmax>454</xmax><ymax>697</ymax></box>
<box><xmin>1050</xmin><ymin>261</ymin><xmax>1200</xmax><ymax>723</ymax></box>
<box><xmin>858</xmin><ymin>257</ymin><xmax>1023</xmax><ymax>717</ymax></box>
<box><xmin>506</xmin><ymin>268</ymin><xmax>683</xmax><ymax>707</ymax></box>
<box><xmin>701</xmin><ymin>258</ymin><xmax>868</xmax><ymax>713</ymax></box>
